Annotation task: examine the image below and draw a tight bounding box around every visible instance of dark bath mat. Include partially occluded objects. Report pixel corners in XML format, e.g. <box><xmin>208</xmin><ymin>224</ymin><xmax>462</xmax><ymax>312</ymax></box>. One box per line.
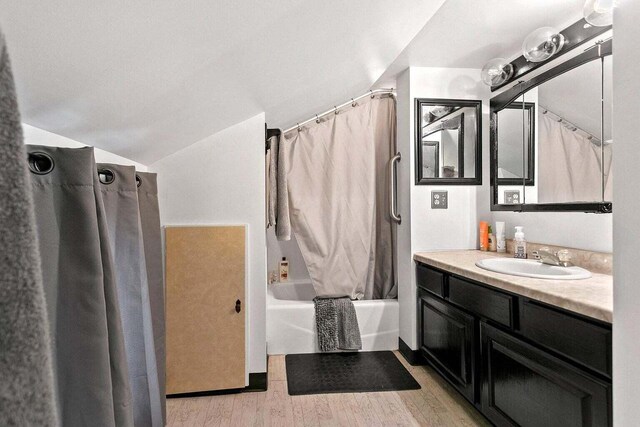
<box><xmin>285</xmin><ymin>351</ymin><xmax>420</xmax><ymax>395</ymax></box>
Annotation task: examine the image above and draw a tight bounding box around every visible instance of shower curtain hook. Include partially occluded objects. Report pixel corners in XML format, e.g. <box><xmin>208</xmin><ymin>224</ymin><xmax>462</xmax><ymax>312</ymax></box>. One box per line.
<box><xmin>351</xmin><ymin>98</ymin><xmax>356</xmax><ymax>107</ymax></box>
<box><xmin>315</xmin><ymin>114</ymin><xmax>320</xmax><ymax>123</ymax></box>
<box><xmin>334</xmin><ymin>106</ymin><xmax>338</xmax><ymax>115</ymax></box>
<box><xmin>370</xmin><ymin>90</ymin><xmax>374</xmax><ymax>98</ymax></box>
<box><xmin>297</xmin><ymin>123</ymin><xmax>301</xmax><ymax>132</ymax></box>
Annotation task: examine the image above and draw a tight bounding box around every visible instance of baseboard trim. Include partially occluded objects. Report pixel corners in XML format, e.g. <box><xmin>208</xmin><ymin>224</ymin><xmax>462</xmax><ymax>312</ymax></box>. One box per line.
<box><xmin>245</xmin><ymin>372</ymin><xmax>268</xmax><ymax>392</ymax></box>
<box><xmin>399</xmin><ymin>338</ymin><xmax>426</xmax><ymax>366</ymax></box>
<box><xmin>167</xmin><ymin>388</ymin><xmax>243</xmax><ymax>399</ymax></box>
<box><xmin>165</xmin><ymin>371</ymin><xmax>268</xmax><ymax>398</ymax></box>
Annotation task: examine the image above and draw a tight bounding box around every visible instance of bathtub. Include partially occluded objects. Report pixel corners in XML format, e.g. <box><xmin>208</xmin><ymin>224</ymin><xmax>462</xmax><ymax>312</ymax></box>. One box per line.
<box><xmin>266</xmin><ymin>280</ymin><xmax>399</xmax><ymax>355</ymax></box>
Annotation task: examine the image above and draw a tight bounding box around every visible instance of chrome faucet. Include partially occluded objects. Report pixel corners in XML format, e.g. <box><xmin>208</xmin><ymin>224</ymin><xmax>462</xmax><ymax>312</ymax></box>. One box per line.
<box><xmin>531</xmin><ymin>247</ymin><xmax>573</xmax><ymax>267</ymax></box>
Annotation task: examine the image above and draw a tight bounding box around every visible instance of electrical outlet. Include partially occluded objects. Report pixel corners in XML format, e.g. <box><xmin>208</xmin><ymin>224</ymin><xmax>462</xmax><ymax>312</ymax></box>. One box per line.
<box><xmin>431</xmin><ymin>191</ymin><xmax>448</xmax><ymax>209</ymax></box>
<box><xmin>504</xmin><ymin>190</ymin><xmax>521</xmax><ymax>204</ymax></box>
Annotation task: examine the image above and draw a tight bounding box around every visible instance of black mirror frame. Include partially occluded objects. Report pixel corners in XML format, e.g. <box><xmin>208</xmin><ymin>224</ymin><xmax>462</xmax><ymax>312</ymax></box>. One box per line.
<box><xmin>495</xmin><ymin>102</ymin><xmax>535</xmax><ymax>187</ymax></box>
<box><xmin>415</xmin><ymin>98</ymin><xmax>482</xmax><ymax>185</ymax></box>
<box><xmin>490</xmin><ymin>38</ymin><xmax>613</xmax><ymax>214</ymax></box>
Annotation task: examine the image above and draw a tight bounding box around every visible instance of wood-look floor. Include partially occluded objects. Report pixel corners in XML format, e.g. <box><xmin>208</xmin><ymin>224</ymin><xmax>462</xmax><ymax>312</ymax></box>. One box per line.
<box><xmin>166</xmin><ymin>351</ymin><xmax>490</xmax><ymax>427</ymax></box>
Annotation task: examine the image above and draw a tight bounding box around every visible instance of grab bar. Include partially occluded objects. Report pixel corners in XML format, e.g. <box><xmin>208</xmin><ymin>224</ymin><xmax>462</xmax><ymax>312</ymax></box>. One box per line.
<box><xmin>389</xmin><ymin>153</ymin><xmax>401</xmax><ymax>224</ymax></box>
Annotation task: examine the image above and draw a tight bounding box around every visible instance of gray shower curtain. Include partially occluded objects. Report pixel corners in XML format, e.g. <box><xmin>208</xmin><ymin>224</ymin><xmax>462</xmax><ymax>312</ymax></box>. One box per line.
<box><xmin>278</xmin><ymin>94</ymin><xmax>397</xmax><ymax>300</ymax></box>
<box><xmin>28</xmin><ymin>146</ymin><xmax>134</xmax><ymax>427</ymax></box>
<box><xmin>98</xmin><ymin>164</ymin><xmax>163</xmax><ymax>427</ymax></box>
<box><xmin>25</xmin><ymin>147</ymin><xmax>164</xmax><ymax>427</ymax></box>
<box><xmin>137</xmin><ymin>172</ymin><xmax>166</xmax><ymax>425</ymax></box>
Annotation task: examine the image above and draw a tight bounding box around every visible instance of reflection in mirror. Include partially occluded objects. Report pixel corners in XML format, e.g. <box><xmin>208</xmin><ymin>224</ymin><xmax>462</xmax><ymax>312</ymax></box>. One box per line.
<box><xmin>424</xmin><ymin>113</ymin><xmax>464</xmax><ymax>178</ymax></box>
<box><xmin>420</xmin><ymin>141</ymin><xmax>439</xmax><ymax>178</ymax></box>
<box><xmin>415</xmin><ymin>99</ymin><xmax>481</xmax><ymax>185</ymax></box>
<box><xmin>496</xmin><ymin>93</ymin><xmax>528</xmax><ymax>205</ymax></box>
<box><xmin>533</xmin><ymin>55</ymin><xmax>612</xmax><ymax>203</ymax></box>
<box><xmin>497</xmin><ymin>102</ymin><xmax>535</xmax><ymax>185</ymax></box>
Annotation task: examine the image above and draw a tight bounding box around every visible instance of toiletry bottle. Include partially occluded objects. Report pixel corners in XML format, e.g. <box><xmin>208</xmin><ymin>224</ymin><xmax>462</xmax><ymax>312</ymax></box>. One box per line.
<box><xmin>479</xmin><ymin>221</ymin><xmax>489</xmax><ymax>251</ymax></box>
<box><xmin>279</xmin><ymin>257</ymin><xmax>289</xmax><ymax>282</ymax></box>
<box><xmin>488</xmin><ymin>226</ymin><xmax>496</xmax><ymax>252</ymax></box>
<box><xmin>514</xmin><ymin>226</ymin><xmax>527</xmax><ymax>259</ymax></box>
<box><xmin>496</xmin><ymin>221</ymin><xmax>506</xmax><ymax>253</ymax></box>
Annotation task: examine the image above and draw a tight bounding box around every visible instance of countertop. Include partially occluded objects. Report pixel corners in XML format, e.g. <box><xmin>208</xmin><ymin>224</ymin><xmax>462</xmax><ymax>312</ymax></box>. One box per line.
<box><xmin>414</xmin><ymin>250</ymin><xmax>613</xmax><ymax>323</ymax></box>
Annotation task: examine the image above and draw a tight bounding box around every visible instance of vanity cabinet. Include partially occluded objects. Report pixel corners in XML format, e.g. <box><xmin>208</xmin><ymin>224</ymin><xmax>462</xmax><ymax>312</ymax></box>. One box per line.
<box><xmin>415</xmin><ymin>262</ymin><xmax>612</xmax><ymax>427</ymax></box>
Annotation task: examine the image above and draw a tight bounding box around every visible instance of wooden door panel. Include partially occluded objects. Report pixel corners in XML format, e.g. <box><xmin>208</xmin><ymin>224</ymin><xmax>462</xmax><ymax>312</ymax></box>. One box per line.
<box><xmin>165</xmin><ymin>226</ymin><xmax>245</xmax><ymax>394</ymax></box>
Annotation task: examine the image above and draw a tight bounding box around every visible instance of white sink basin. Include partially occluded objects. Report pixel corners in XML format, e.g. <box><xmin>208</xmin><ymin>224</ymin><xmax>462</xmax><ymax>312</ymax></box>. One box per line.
<box><xmin>475</xmin><ymin>258</ymin><xmax>592</xmax><ymax>280</ymax></box>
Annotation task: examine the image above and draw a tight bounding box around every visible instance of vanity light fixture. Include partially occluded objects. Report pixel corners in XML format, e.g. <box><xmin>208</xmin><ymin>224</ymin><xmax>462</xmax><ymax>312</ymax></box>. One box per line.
<box><xmin>522</xmin><ymin>27</ymin><xmax>565</xmax><ymax>63</ymax></box>
<box><xmin>583</xmin><ymin>0</ymin><xmax>614</xmax><ymax>27</ymax></box>
<box><xmin>480</xmin><ymin>58</ymin><xmax>514</xmax><ymax>87</ymax></box>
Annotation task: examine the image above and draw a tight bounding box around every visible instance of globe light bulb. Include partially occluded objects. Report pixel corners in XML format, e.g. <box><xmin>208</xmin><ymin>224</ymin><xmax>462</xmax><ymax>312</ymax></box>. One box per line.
<box><xmin>522</xmin><ymin>27</ymin><xmax>565</xmax><ymax>63</ymax></box>
<box><xmin>584</xmin><ymin>0</ymin><xmax>614</xmax><ymax>27</ymax></box>
<box><xmin>480</xmin><ymin>58</ymin><xmax>514</xmax><ymax>87</ymax></box>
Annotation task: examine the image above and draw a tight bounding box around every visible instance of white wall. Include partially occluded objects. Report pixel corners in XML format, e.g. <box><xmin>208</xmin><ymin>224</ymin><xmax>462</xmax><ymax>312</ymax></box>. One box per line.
<box><xmin>266</xmin><ymin>229</ymin><xmax>309</xmax><ymax>282</ymax></box>
<box><xmin>492</xmin><ymin>211</ymin><xmax>612</xmax><ymax>252</ymax></box>
<box><xmin>150</xmin><ymin>113</ymin><xmax>267</xmax><ymax>382</ymax></box>
<box><xmin>396</xmin><ymin>68</ymin><xmax>414</xmax><ymax>351</ymax></box>
<box><xmin>613</xmin><ymin>0</ymin><xmax>640</xmax><ymax>424</ymax></box>
<box><xmin>397</xmin><ymin>67</ymin><xmax>491</xmax><ymax>349</ymax></box>
<box><xmin>23</xmin><ymin>124</ymin><xmax>148</xmax><ymax>170</ymax></box>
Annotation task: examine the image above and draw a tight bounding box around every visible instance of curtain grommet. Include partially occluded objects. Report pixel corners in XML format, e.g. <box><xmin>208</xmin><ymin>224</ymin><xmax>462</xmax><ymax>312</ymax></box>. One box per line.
<box><xmin>27</xmin><ymin>152</ymin><xmax>55</xmax><ymax>175</ymax></box>
<box><xmin>98</xmin><ymin>168</ymin><xmax>115</xmax><ymax>185</ymax></box>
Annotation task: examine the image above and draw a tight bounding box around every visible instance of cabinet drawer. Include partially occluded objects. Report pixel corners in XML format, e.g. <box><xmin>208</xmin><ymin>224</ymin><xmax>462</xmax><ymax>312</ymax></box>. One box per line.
<box><xmin>520</xmin><ymin>299</ymin><xmax>612</xmax><ymax>378</ymax></box>
<box><xmin>416</xmin><ymin>263</ymin><xmax>445</xmax><ymax>297</ymax></box>
<box><xmin>448</xmin><ymin>276</ymin><xmax>514</xmax><ymax>328</ymax></box>
<box><xmin>481</xmin><ymin>322</ymin><xmax>611</xmax><ymax>427</ymax></box>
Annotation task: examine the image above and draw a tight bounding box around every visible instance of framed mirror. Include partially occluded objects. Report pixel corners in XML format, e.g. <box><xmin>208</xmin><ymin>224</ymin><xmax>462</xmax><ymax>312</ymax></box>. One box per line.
<box><xmin>415</xmin><ymin>99</ymin><xmax>482</xmax><ymax>185</ymax></box>
<box><xmin>496</xmin><ymin>102</ymin><xmax>535</xmax><ymax>186</ymax></box>
<box><xmin>490</xmin><ymin>39</ymin><xmax>612</xmax><ymax>212</ymax></box>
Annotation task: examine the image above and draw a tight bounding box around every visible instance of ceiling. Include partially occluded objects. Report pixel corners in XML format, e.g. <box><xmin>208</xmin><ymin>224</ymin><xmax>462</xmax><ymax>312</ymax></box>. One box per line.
<box><xmin>374</xmin><ymin>0</ymin><xmax>586</xmax><ymax>87</ymax></box>
<box><xmin>0</xmin><ymin>0</ymin><xmax>444</xmax><ymax>164</ymax></box>
<box><xmin>1</xmin><ymin>0</ymin><xmax>591</xmax><ymax>164</ymax></box>
<box><xmin>538</xmin><ymin>56</ymin><xmax>613</xmax><ymax>141</ymax></box>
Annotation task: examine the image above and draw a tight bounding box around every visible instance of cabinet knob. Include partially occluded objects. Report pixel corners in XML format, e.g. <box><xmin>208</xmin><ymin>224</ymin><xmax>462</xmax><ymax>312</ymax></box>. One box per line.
<box><xmin>235</xmin><ymin>299</ymin><xmax>241</xmax><ymax>313</ymax></box>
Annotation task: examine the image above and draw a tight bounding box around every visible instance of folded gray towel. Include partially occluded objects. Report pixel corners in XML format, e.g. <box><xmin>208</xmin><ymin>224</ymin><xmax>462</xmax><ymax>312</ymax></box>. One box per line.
<box><xmin>276</xmin><ymin>133</ymin><xmax>291</xmax><ymax>241</ymax></box>
<box><xmin>314</xmin><ymin>297</ymin><xmax>361</xmax><ymax>352</ymax></box>
<box><xmin>314</xmin><ymin>298</ymin><xmax>338</xmax><ymax>351</ymax></box>
<box><xmin>335</xmin><ymin>298</ymin><xmax>362</xmax><ymax>351</ymax></box>
<box><xmin>267</xmin><ymin>135</ymin><xmax>278</xmax><ymax>228</ymax></box>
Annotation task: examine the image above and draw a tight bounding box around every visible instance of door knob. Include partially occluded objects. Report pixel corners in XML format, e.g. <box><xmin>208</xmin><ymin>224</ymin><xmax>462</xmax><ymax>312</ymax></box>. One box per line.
<box><xmin>235</xmin><ymin>299</ymin><xmax>241</xmax><ymax>313</ymax></box>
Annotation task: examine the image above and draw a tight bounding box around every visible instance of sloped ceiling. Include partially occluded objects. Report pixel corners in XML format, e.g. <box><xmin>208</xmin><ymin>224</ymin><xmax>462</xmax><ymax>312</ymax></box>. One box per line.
<box><xmin>0</xmin><ymin>0</ymin><xmax>445</xmax><ymax>164</ymax></box>
<box><xmin>539</xmin><ymin>56</ymin><xmax>613</xmax><ymax>141</ymax></box>
<box><xmin>374</xmin><ymin>0</ymin><xmax>586</xmax><ymax>87</ymax></box>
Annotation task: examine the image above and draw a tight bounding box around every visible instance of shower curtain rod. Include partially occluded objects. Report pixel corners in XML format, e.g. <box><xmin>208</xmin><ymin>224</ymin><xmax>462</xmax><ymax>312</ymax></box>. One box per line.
<box><xmin>283</xmin><ymin>88</ymin><xmax>395</xmax><ymax>134</ymax></box>
<box><xmin>541</xmin><ymin>106</ymin><xmax>604</xmax><ymax>145</ymax></box>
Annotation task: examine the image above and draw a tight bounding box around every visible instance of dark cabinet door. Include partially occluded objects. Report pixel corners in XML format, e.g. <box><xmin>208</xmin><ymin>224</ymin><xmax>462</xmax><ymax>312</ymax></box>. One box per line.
<box><xmin>419</xmin><ymin>291</ymin><xmax>476</xmax><ymax>403</ymax></box>
<box><xmin>481</xmin><ymin>322</ymin><xmax>611</xmax><ymax>427</ymax></box>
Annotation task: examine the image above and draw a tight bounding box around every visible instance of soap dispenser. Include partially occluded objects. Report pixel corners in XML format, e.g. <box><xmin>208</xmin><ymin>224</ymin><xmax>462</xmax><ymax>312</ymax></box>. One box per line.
<box><xmin>514</xmin><ymin>226</ymin><xmax>527</xmax><ymax>259</ymax></box>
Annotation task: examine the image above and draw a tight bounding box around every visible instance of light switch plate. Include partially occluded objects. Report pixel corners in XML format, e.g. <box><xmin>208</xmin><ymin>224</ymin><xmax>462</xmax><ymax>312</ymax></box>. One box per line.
<box><xmin>504</xmin><ymin>190</ymin><xmax>521</xmax><ymax>204</ymax></box>
<box><xmin>431</xmin><ymin>191</ymin><xmax>448</xmax><ymax>209</ymax></box>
